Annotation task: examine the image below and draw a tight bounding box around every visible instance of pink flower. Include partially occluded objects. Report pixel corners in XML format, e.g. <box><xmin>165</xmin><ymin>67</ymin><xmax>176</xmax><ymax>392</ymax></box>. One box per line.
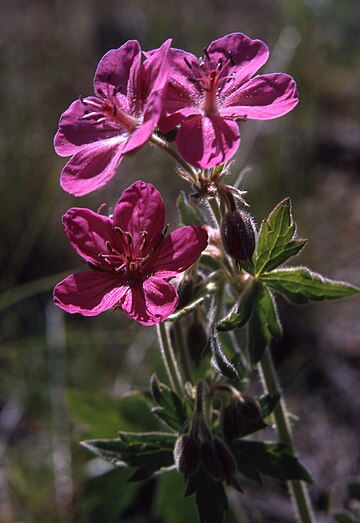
<box><xmin>158</xmin><ymin>33</ymin><xmax>299</xmax><ymax>168</ymax></box>
<box><xmin>54</xmin><ymin>40</ymin><xmax>171</xmax><ymax>196</ymax></box>
<box><xmin>53</xmin><ymin>181</ymin><xmax>208</xmax><ymax>325</ymax></box>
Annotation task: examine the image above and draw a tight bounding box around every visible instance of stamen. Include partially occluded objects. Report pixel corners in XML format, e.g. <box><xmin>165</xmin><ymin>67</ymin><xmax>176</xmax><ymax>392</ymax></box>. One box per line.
<box><xmin>139</xmin><ymin>254</ymin><xmax>150</xmax><ymax>267</ymax></box>
<box><xmin>106</xmin><ymin>240</ymin><xmax>114</xmax><ymax>253</ymax></box>
<box><xmin>140</xmin><ymin>231</ymin><xmax>148</xmax><ymax>251</ymax></box>
<box><xmin>217</xmin><ymin>59</ymin><xmax>223</xmax><ymax>71</ymax></box>
<box><xmin>97</xmin><ymin>203</ymin><xmax>107</xmax><ymax>214</ymax></box>
<box><xmin>114</xmin><ymin>226</ymin><xmax>133</xmax><ymax>245</ymax></box>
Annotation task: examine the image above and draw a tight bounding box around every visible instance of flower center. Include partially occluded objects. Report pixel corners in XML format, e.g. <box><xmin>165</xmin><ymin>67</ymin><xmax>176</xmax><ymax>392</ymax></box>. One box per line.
<box><xmin>183</xmin><ymin>50</ymin><xmax>236</xmax><ymax>117</ymax></box>
<box><xmin>80</xmin><ymin>85</ymin><xmax>138</xmax><ymax>132</ymax></box>
<box><xmin>97</xmin><ymin>227</ymin><xmax>150</xmax><ymax>280</ymax></box>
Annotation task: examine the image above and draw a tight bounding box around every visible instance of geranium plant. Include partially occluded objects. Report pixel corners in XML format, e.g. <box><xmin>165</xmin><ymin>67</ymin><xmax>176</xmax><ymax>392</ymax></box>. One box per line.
<box><xmin>54</xmin><ymin>33</ymin><xmax>358</xmax><ymax>523</ymax></box>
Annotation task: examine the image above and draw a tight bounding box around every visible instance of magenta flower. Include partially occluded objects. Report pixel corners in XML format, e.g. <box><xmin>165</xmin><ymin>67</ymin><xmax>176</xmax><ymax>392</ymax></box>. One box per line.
<box><xmin>54</xmin><ymin>39</ymin><xmax>171</xmax><ymax>196</ymax></box>
<box><xmin>53</xmin><ymin>181</ymin><xmax>208</xmax><ymax>325</ymax></box>
<box><xmin>158</xmin><ymin>33</ymin><xmax>299</xmax><ymax>168</ymax></box>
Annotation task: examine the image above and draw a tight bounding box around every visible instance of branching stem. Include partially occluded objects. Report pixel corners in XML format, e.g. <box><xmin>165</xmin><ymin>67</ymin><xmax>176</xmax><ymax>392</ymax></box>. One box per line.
<box><xmin>156</xmin><ymin>323</ymin><xmax>184</xmax><ymax>397</ymax></box>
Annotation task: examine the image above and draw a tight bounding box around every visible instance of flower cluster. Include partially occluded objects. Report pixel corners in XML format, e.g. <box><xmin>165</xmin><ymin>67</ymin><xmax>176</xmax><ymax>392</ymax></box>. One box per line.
<box><xmin>54</xmin><ymin>33</ymin><xmax>298</xmax><ymax>325</ymax></box>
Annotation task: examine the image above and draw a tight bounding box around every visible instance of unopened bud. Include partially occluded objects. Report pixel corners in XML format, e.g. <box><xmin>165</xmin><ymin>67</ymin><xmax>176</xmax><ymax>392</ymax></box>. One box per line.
<box><xmin>220</xmin><ymin>210</ymin><xmax>256</xmax><ymax>262</ymax></box>
<box><xmin>222</xmin><ymin>394</ymin><xmax>262</xmax><ymax>442</ymax></box>
<box><xmin>174</xmin><ymin>435</ymin><xmax>200</xmax><ymax>479</ymax></box>
<box><xmin>200</xmin><ymin>437</ymin><xmax>236</xmax><ymax>480</ymax></box>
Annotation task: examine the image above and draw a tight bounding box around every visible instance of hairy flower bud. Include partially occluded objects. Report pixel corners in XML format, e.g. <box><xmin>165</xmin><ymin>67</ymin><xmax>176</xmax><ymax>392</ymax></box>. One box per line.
<box><xmin>200</xmin><ymin>437</ymin><xmax>236</xmax><ymax>480</ymax></box>
<box><xmin>222</xmin><ymin>394</ymin><xmax>262</xmax><ymax>442</ymax></box>
<box><xmin>174</xmin><ymin>435</ymin><xmax>200</xmax><ymax>479</ymax></box>
<box><xmin>220</xmin><ymin>210</ymin><xmax>256</xmax><ymax>262</ymax></box>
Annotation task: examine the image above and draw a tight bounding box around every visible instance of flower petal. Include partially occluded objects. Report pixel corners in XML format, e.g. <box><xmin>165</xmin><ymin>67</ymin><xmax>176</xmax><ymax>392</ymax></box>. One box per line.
<box><xmin>208</xmin><ymin>33</ymin><xmax>269</xmax><ymax>96</ymax></box>
<box><xmin>53</xmin><ymin>271</ymin><xmax>128</xmax><ymax>316</ymax></box>
<box><xmin>113</xmin><ymin>181</ymin><xmax>165</xmax><ymax>254</ymax></box>
<box><xmin>141</xmin><ymin>39</ymin><xmax>172</xmax><ymax>99</ymax></box>
<box><xmin>54</xmin><ymin>98</ymin><xmax>120</xmax><ymax>157</ymax></box>
<box><xmin>149</xmin><ymin>225</ymin><xmax>208</xmax><ymax>277</ymax></box>
<box><xmin>120</xmin><ymin>278</ymin><xmax>178</xmax><ymax>325</ymax></box>
<box><xmin>60</xmin><ymin>137</ymin><xmax>125</xmax><ymax>196</ymax></box>
<box><xmin>62</xmin><ymin>208</ymin><xmax>128</xmax><ymax>267</ymax></box>
<box><xmin>221</xmin><ymin>73</ymin><xmax>299</xmax><ymax>119</ymax></box>
<box><xmin>176</xmin><ymin>116</ymin><xmax>240</xmax><ymax>168</ymax></box>
<box><xmin>93</xmin><ymin>40</ymin><xmax>141</xmax><ymax>98</ymax></box>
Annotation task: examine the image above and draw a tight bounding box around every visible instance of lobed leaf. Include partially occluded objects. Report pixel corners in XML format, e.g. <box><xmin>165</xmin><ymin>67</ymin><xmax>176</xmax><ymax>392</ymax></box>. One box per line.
<box><xmin>254</xmin><ymin>198</ymin><xmax>306</xmax><ymax>275</ymax></box>
<box><xmin>231</xmin><ymin>440</ymin><xmax>313</xmax><ymax>484</ymax></box>
<box><xmin>81</xmin><ymin>432</ymin><xmax>177</xmax><ymax>479</ymax></box>
<box><xmin>260</xmin><ymin>267</ymin><xmax>359</xmax><ymax>304</ymax></box>
<box><xmin>150</xmin><ymin>374</ymin><xmax>189</xmax><ymax>431</ymax></box>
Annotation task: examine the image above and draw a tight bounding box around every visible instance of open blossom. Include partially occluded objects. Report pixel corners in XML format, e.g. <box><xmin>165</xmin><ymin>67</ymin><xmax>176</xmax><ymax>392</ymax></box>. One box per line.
<box><xmin>53</xmin><ymin>181</ymin><xmax>208</xmax><ymax>325</ymax></box>
<box><xmin>158</xmin><ymin>33</ymin><xmax>299</xmax><ymax>168</ymax></box>
<box><xmin>54</xmin><ymin>40</ymin><xmax>171</xmax><ymax>196</ymax></box>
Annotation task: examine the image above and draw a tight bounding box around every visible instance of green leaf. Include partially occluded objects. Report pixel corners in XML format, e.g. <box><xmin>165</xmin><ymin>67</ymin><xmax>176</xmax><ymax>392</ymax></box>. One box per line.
<box><xmin>231</xmin><ymin>440</ymin><xmax>313</xmax><ymax>484</ymax></box>
<box><xmin>188</xmin><ymin>466</ymin><xmax>228</xmax><ymax>523</ymax></box>
<box><xmin>261</xmin><ymin>267</ymin><xmax>359</xmax><ymax>304</ymax></box>
<box><xmin>66</xmin><ymin>390</ymin><xmax>157</xmax><ymax>437</ymax></box>
<box><xmin>348</xmin><ymin>479</ymin><xmax>360</xmax><ymax>501</ymax></box>
<box><xmin>150</xmin><ymin>374</ymin><xmax>189</xmax><ymax>431</ymax></box>
<box><xmin>81</xmin><ymin>432</ymin><xmax>177</xmax><ymax>480</ymax></box>
<box><xmin>154</xmin><ymin>470</ymin><xmax>198</xmax><ymax>523</ymax></box>
<box><xmin>80</xmin><ymin>467</ymin><xmax>139</xmax><ymax>523</ymax></box>
<box><xmin>335</xmin><ymin>513</ymin><xmax>356</xmax><ymax>523</ymax></box>
<box><xmin>217</xmin><ymin>282</ymin><xmax>256</xmax><ymax>331</ymax></box>
<box><xmin>248</xmin><ymin>283</ymin><xmax>282</xmax><ymax>365</ymax></box>
<box><xmin>177</xmin><ymin>191</ymin><xmax>204</xmax><ymax>226</ymax></box>
<box><xmin>210</xmin><ymin>333</ymin><xmax>240</xmax><ymax>381</ymax></box>
<box><xmin>254</xmin><ymin>198</ymin><xmax>306</xmax><ymax>275</ymax></box>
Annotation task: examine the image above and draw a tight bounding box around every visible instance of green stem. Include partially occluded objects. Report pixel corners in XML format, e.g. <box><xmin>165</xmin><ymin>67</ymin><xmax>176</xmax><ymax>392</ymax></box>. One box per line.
<box><xmin>259</xmin><ymin>346</ymin><xmax>315</xmax><ymax>523</ymax></box>
<box><xmin>150</xmin><ymin>133</ymin><xmax>197</xmax><ymax>182</ymax></box>
<box><xmin>156</xmin><ymin>322</ymin><xmax>183</xmax><ymax>397</ymax></box>
<box><xmin>172</xmin><ymin>321</ymin><xmax>192</xmax><ymax>384</ymax></box>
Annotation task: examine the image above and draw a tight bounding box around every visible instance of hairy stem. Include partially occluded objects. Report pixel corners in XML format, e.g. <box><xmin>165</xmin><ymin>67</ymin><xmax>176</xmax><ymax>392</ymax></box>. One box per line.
<box><xmin>259</xmin><ymin>346</ymin><xmax>315</xmax><ymax>523</ymax></box>
<box><xmin>172</xmin><ymin>321</ymin><xmax>192</xmax><ymax>384</ymax></box>
<box><xmin>150</xmin><ymin>133</ymin><xmax>198</xmax><ymax>182</ymax></box>
<box><xmin>156</xmin><ymin>322</ymin><xmax>183</xmax><ymax>397</ymax></box>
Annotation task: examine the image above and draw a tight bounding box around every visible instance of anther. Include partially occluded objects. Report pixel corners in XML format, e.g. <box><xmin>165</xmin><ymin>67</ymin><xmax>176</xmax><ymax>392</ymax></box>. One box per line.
<box><xmin>106</xmin><ymin>240</ymin><xmax>114</xmax><ymax>253</ymax></box>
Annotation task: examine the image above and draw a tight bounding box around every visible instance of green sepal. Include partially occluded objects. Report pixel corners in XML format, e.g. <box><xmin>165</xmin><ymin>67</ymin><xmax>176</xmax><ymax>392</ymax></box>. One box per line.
<box><xmin>260</xmin><ymin>267</ymin><xmax>359</xmax><ymax>304</ymax></box>
<box><xmin>258</xmin><ymin>392</ymin><xmax>281</xmax><ymax>418</ymax></box>
<box><xmin>150</xmin><ymin>374</ymin><xmax>189</xmax><ymax>431</ymax></box>
<box><xmin>81</xmin><ymin>432</ymin><xmax>177</xmax><ymax>480</ymax></box>
<box><xmin>254</xmin><ymin>198</ymin><xmax>306</xmax><ymax>275</ymax></box>
<box><xmin>248</xmin><ymin>283</ymin><xmax>282</xmax><ymax>366</ymax></box>
<box><xmin>177</xmin><ymin>191</ymin><xmax>205</xmax><ymax>226</ymax></box>
<box><xmin>217</xmin><ymin>282</ymin><xmax>256</xmax><ymax>331</ymax></box>
<box><xmin>231</xmin><ymin>440</ymin><xmax>313</xmax><ymax>484</ymax></box>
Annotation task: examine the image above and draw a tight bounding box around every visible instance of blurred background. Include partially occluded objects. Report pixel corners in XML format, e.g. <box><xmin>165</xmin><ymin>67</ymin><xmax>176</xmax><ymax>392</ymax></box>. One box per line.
<box><xmin>1</xmin><ymin>0</ymin><xmax>359</xmax><ymax>521</ymax></box>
